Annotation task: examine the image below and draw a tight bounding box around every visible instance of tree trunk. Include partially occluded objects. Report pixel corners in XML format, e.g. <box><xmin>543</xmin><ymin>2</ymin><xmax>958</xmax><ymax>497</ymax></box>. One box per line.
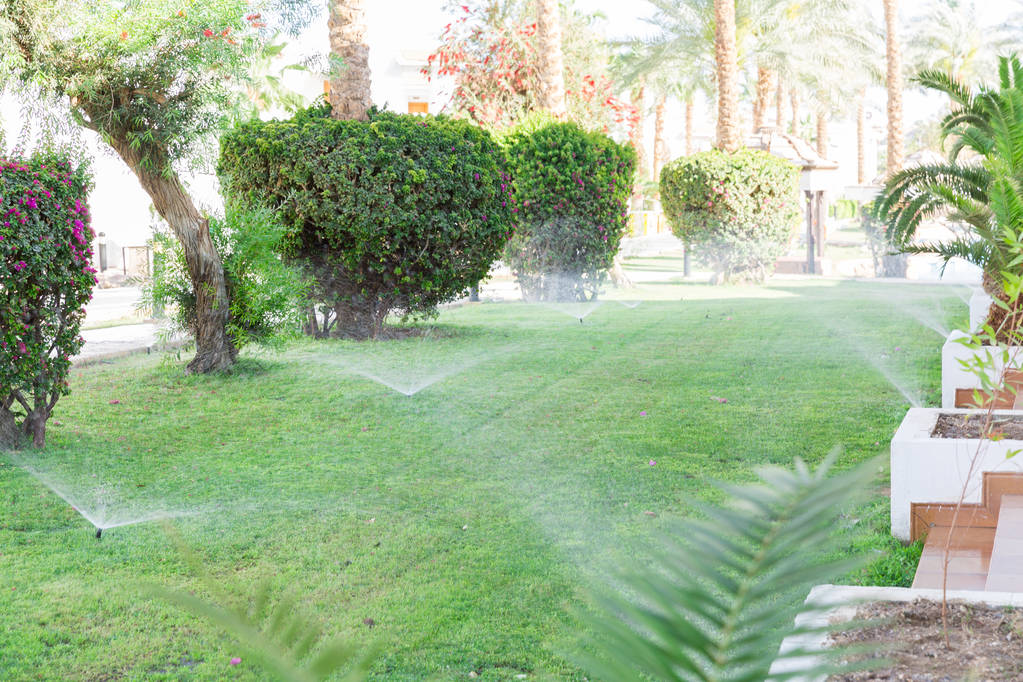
<box><xmin>816</xmin><ymin>109</ymin><xmax>828</xmax><ymax>157</ymax></box>
<box><xmin>789</xmin><ymin>90</ymin><xmax>799</xmax><ymax>136</ymax></box>
<box><xmin>108</xmin><ymin>138</ymin><xmax>236</xmax><ymax>373</ymax></box>
<box><xmin>630</xmin><ymin>83</ymin><xmax>647</xmax><ymax>210</ymax></box>
<box><xmin>884</xmin><ymin>0</ymin><xmax>905</xmax><ymax>176</ymax></box>
<box><xmin>685</xmin><ymin>98</ymin><xmax>694</xmax><ymax>155</ymax></box>
<box><xmin>775</xmin><ymin>79</ymin><xmax>785</xmax><ymax>130</ymax></box>
<box><xmin>753</xmin><ymin>66</ymin><xmax>772</xmax><ymax>132</ymax></box>
<box><xmin>0</xmin><ymin>407</ymin><xmax>21</xmax><ymax>450</ymax></box>
<box><xmin>714</xmin><ymin>0</ymin><xmax>741</xmax><ymax>152</ymax></box>
<box><xmin>328</xmin><ymin>0</ymin><xmax>372</xmax><ymax>121</ymax></box>
<box><xmin>857</xmin><ymin>87</ymin><xmax>867</xmax><ymax>184</ymax></box>
<box><xmin>653</xmin><ymin>93</ymin><xmax>668</xmax><ymax>180</ymax></box>
<box><xmin>536</xmin><ymin>0</ymin><xmax>567</xmax><ymax>116</ymax></box>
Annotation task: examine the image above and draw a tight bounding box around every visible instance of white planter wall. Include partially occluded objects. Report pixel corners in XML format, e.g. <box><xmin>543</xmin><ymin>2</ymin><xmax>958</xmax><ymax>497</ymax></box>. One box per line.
<box><xmin>890</xmin><ymin>407</ymin><xmax>1023</xmax><ymax>541</ymax></box>
<box><xmin>940</xmin><ymin>330</ymin><xmax>1023</xmax><ymax>408</ymax></box>
<box><xmin>969</xmin><ymin>290</ymin><xmax>993</xmax><ymax>332</ymax></box>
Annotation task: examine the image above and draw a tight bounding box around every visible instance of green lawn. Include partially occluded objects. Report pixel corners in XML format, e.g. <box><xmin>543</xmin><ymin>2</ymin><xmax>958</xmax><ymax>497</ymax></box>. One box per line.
<box><xmin>0</xmin><ymin>272</ymin><xmax>966</xmax><ymax>680</ymax></box>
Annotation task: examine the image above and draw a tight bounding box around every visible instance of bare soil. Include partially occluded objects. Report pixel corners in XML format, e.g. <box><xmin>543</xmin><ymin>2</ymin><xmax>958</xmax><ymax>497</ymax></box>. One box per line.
<box><xmin>828</xmin><ymin>599</ymin><xmax>1023</xmax><ymax>680</ymax></box>
<box><xmin>932</xmin><ymin>413</ymin><xmax>1023</xmax><ymax>440</ymax></box>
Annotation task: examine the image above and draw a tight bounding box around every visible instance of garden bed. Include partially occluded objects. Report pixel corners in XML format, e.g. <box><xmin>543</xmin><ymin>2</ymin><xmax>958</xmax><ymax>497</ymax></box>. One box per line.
<box><xmin>829</xmin><ymin>598</ymin><xmax>1023</xmax><ymax>680</ymax></box>
<box><xmin>932</xmin><ymin>413</ymin><xmax>1023</xmax><ymax>439</ymax></box>
<box><xmin>890</xmin><ymin>408</ymin><xmax>1023</xmax><ymax>540</ymax></box>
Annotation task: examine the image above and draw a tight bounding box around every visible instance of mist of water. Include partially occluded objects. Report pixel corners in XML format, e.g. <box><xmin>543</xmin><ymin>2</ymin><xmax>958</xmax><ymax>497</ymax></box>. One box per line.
<box><xmin>542</xmin><ymin>300</ymin><xmax>606</xmax><ymax>323</ymax></box>
<box><xmin>17</xmin><ymin>462</ymin><xmax>198</xmax><ymax>536</ymax></box>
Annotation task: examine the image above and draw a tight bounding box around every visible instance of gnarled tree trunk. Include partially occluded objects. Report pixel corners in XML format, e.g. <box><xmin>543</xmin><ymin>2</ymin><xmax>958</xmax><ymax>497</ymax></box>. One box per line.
<box><xmin>329</xmin><ymin>0</ymin><xmax>372</xmax><ymax>121</ymax></box>
<box><xmin>856</xmin><ymin>87</ymin><xmax>867</xmax><ymax>184</ymax></box>
<box><xmin>108</xmin><ymin>138</ymin><xmax>236</xmax><ymax>373</ymax></box>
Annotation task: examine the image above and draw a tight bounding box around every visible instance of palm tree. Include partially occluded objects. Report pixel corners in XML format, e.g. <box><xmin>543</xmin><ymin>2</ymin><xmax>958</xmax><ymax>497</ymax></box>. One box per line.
<box><xmin>536</xmin><ymin>0</ymin><xmax>567</xmax><ymax>115</ymax></box>
<box><xmin>328</xmin><ymin>0</ymin><xmax>371</xmax><ymax>121</ymax></box>
<box><xmin>908</xmin><ymin>0</ymin><xmax>1010</xmax><ymax>86</ymax></box>
<box><xmin>884</xmin><ymin>0</ymin><xmax>904</xmax><ymax>176</ymax></box>
<box><xmin>714</xmin><ymin>0</ymin><xmax>740</xmax><ymax>151</ymax></box>
<box><xmin>876</xmin><ymin>55</ymin><xmax>1023</xmax><ymax>335</ymax></box>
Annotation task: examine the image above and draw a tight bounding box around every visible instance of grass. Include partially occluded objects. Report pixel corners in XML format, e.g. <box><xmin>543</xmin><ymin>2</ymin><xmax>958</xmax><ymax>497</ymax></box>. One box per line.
<box><xmin>0</xmin><ymin>269</ymin><xmax>968</xmax><ymax>680</ymax></box>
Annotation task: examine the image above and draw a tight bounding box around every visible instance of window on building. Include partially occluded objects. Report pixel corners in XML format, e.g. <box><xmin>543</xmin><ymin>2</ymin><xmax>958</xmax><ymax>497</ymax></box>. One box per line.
<box><xmin>408</xmin><ymin>101</ymin><xmax>429</xmax><ymax>115</ymax></box>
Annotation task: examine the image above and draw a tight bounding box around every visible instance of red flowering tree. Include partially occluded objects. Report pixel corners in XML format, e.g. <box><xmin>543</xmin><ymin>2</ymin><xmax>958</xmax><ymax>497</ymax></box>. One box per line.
<box><xmin>0</xmin><ymin>154</ymin><xmax>95</xmax><ymax>448</ymax></box>
<box><xmin>425</xmin><ymin>3</ymin><xmax>637</xmax><ymax>133</ymax></box>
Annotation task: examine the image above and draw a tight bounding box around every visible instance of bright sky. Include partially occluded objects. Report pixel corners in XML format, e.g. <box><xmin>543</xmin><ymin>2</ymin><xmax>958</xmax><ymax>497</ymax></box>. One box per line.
<box><xmin>1</xmin><ymin>0</ymin><xmax>1018</xmax><ymax>247</ymax></box>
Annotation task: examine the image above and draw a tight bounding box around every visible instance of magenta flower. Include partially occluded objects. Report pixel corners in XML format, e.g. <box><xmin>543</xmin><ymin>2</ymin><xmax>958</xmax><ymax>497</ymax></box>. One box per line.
<box><xmin>648</xmin><ymin>460</ymin><xmax>656</xmax><ymax>466</ymax></box>
<box><xmin>230</xmin><ymin>657</ymin><xmax>241</xmax><ymax>665</ymax></box>
<box><xmin>639</xmin><ymin>411</ymin><xmax>647</xmax><ymax>416</ymax></box>
<box><xmin>14</xmin><ymin>261</ymin><xmax>26</xmax><ymax>271</ymax></box>
<box><xmin>16</xmin><ymin>341</ymin><xmax>26</xmax><ymax>354</ymax></box>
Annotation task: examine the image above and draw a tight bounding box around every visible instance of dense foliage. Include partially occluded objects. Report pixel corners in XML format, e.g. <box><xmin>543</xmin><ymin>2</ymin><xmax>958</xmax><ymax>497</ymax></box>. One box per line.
<box><xmin>219</xmin><ymin>104</ymin><xmax>513</xmax><ymax>338</ymax></box>
<box><xmin>145</xmin><ymin>205</ymin><xmax>308</xmax><ymax>351</ymax></box>
<box><xmin>661</xmin><ymin>149</ymin><xmax>800</xmax><ymax>283</ymax></box>
<box><xmin>0</xmin><ymin>153</ymin><xmax>94</xmax><ymax>448</ymax></box>
<box><xmin>503</xmin><ymin>119</ymin><xmax>635</xmax><ymax>301</ymax></box>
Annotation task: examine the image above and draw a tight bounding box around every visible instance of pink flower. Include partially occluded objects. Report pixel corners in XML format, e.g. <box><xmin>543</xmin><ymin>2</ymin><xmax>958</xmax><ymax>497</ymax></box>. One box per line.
<box><xmin>230</xmin><ymin>657</ymin><xmax>241</xmax><ymax>665</ymax></box>
<box><xmin>14</xmin><ymin>261</ymin><xmax>26</xmax><ymax>271</ymax></box>
<box><xmin>16</xmin><ymin>341</ymin><xmax>26</xmax><ymax>354</ymax></box>
<box><xmin>639</xmin><ymin>411</ymin><xmax>647</xmax><ymax>416</ymax></box>
<box><xmin>648</xmin><ymin>460</ymin><xmax>656</xmax><ymax>466</ymax></box>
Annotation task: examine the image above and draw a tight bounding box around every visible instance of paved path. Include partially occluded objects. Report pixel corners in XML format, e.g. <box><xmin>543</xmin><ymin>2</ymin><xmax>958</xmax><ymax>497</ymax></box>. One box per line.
<box><xmin>75</xmin><ymin>323</ymin><xmax>184</xmax><ymax>365</ymax></box>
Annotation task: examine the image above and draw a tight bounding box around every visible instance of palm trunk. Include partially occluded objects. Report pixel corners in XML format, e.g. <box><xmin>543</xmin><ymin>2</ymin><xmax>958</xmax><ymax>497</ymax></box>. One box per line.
<box><xmin>775</xmin><ymin>80</ymin><xmax>785</xmax><ymax>130</ymax></box>
<box><xmin>536</xmin><ymin>0</ymin><xmax>567</xmax><ymax>116</ymax></box>
<box><xmin>753</xmin><ymin>66</ymin><xmax>772</xmax><ymax>132</ymax></box>
<box><xmin>108</xmin><ymin>138</ymin><xmax>236</xmax><ymax>373</ymax></box>
<box><xmin>816</xmin><ymin>109</ymin><xmax>828</xmax><ymax>157</ymax></box>
<box><xmin>857</xmin><ymin>87</ymin><xmax>867</xmax><ymax>184</ymax></box>
<box><xmin>789</xmin><ymin>91</ymin><xmax>799</xmax><ymax>136</ymax></box>
<box><xmin>884</xmin><ymin>0</ymin><xmax>905</xmax><ymax>175</ymax></box>
<box><xmin>685</xmin><ymin>98</ymin><xmax>694</xmax><ymax>155</ymax></box>
<box><xmin>653</xmin><ymin>93</ymin><xmax>668</xmax><ymax>180</ymax></box>
<box><xmin>328</xmin><ymin>0</ymin><xmax>372</xmax><ymax>121</ymax></box>
<box><xmin>630</xmin><ymin>84</ymin><xmax>647</xmax><ymax>210</ymax></box>
<box><xmin>714</xmin><ymin>0</ymin><xmax>741</xmax><ymax>152</ymax></box>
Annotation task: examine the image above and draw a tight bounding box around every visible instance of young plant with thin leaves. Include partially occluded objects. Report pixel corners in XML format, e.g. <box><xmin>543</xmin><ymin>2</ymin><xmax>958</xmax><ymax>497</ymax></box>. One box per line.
<box><xmin>875</xmin><ymin>54</ymin><xmax>1023</xmax><ymax>337</ymax></box>
<box><xmin>151</xmin><ymin>527</ymin><xmax>376</xmax><ymax>682</ymax></box>
<box><xmin>583</xmin><ymin>452</ymin><xmax>879</xmax><ymax>682</ymax></box>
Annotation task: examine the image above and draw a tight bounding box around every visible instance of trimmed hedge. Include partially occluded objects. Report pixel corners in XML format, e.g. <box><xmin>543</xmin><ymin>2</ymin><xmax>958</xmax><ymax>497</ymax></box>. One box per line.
<box><xmin>661</xmin><ymin>149</ymin><xmax>800</xmax><ymax>283</ymax></box>
<box><xmin>0</xmin><ymin>154</ymin><xmax>95</xmax><ymax>448</ymax></box>
<box><xmin>218</xmin><ymin>104</ymin><xmax>513</xmax><ymax>338</ymax></box>
<box><xmin>503</xmin><ymin>120</ymin><xmax>635</xmax><ymax>301</ymax></box>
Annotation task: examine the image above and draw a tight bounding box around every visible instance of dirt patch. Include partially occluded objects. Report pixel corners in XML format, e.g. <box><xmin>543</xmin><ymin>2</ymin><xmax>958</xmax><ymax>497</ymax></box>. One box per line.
<box><xmin>932</xmin><ymin>413</ymin><xmax>1023</xmax><ymax>439</ymax></box>
<box><xmin>828</xmin><ymin>599</ymin><xmax>1023</xmax><ymax>680</ymax></box>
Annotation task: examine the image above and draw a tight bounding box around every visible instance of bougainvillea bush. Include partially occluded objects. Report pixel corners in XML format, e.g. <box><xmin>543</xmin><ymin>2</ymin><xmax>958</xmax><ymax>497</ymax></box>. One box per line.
<box><xmin>219</xmin><ymin>104</ymin><xmax>513</xmax><ymax>339</ymax></box>
<box><xmin>0</xmin><ymin>154</ymin><xmax>95</xmax><ymax>448</ymax></box>
<box><xmin>661</xmin><ymin>149</ymin><xmax>800</xmax><ymax>284</ymax></box>
<box><xmin>503</xmin><ymin>119</ymin><xmax>635</xmax><ymax>301</ymax></box>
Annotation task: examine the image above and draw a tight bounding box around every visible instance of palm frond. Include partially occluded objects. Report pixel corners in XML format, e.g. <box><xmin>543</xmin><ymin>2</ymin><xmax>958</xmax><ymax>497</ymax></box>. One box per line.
<box><xmin>148</xmin><ymin>527</ymin><xmax>376</xmax><ymax>682</ymax></box>
<box><xmin>581</xmin><ymin>453</ymin><xmax>879</xmax><ymax>682</ymax></box>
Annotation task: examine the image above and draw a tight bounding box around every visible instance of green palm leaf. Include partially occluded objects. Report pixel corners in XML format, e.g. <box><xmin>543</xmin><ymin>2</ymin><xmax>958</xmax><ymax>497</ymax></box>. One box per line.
<box><xmin>581</xmin><ymin>452</ymin><xmax>880</xmax><ymax>682</ymax></box>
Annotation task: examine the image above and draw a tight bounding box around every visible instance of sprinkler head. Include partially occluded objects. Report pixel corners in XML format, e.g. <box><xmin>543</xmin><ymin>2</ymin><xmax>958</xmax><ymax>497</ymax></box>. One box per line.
<box><xmin>579</xmin><ymin>318</ymin><xmax>584</xmax><ymax>324</ymax></box>
<box><xmin>95</xmin><ymin>527</ymin><xmax>102</xmax><ymax>539</ymax></box>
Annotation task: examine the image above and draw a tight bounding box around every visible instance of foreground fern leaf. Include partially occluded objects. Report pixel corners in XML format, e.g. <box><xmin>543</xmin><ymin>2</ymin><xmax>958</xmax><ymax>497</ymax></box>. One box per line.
<box><xmin>151</xmin><ymin>528</ymin><xmax>376</xmax><ymax>682</ymax></box>
<box><xmin>584</xmin><ymin>453</ymin><xmax>878</xmax><ymax>682</ymax></box>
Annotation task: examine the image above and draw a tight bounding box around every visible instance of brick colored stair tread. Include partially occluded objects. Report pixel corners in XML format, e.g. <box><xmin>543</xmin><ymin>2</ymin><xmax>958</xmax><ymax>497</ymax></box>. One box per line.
<box><xmin>985</xmin><ymin>495</ymin><xmax>1023</xmax><ymax>592</ymax></box>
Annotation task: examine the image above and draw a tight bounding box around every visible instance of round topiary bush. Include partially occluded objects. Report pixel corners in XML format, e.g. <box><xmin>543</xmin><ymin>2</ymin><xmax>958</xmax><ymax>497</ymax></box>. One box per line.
<box><xmin>660</xmin><ymin>149</ymin><xmax>800</xmax><ymax>283</ymax></box>
<box><xmin>0</xmin><ymin>153</ymin><xmax>95</xmax><ymax>448</ymax></box>
<box><xmin>503</xmin><ymin>119</ymin><xmax>635</xmax><ymax>301</ymax></box>
<box><xmin>218</xmin><ymin>104</ymin><xmax>514</xmax><ymax>339</ymax></box>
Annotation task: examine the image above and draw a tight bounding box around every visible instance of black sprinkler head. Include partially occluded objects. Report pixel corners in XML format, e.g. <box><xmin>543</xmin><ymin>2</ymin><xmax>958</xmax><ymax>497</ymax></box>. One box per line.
<box><xmin>95</xmin><ymin>527</ymin><xmax>102</xmax><ymax>539</ymax></box>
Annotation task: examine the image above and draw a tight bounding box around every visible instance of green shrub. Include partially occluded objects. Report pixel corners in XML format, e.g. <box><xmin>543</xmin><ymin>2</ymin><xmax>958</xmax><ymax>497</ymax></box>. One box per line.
<box><xmin>503</xmin><ymin>120</ymin><xmax>635</xmax><ymax>301</ymax></box>
<box><xmin>0</xmin><ymin>153</ymin><xmax>95</xmax><ymax>448</ymax></box>
<box><xmin>144</xmin><ymin>205</ymin><xmax>307</xmax><ymax>351</ymax></box>
<box><xmin>830</xmin><ymin>198</ymin><xmax>858</xmax><ymax>220</ymax></box>
<box><xmin>661</xmin><ymin>149</ymin><xmax>800</xmax><ymax>283</ymax></box>
<box><xmin>218</xmin><ymin>104</ymin><xmax>513</xmax><ymax>339</ymax></box>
